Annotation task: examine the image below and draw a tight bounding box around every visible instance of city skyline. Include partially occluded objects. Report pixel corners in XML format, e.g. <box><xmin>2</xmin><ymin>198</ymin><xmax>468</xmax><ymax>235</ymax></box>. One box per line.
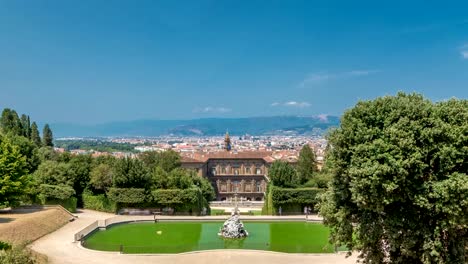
<box><xmin>1</xmin><ymin>1</ymin><xmax>467</xmax><ymax>124</ymax></box>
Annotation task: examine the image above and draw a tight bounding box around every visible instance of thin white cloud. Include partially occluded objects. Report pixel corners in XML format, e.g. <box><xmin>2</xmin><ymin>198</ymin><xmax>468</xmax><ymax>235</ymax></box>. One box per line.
<box><xmin>462</xmin><ymin>51</ymin><xmax>468</xmax><ymax>59</ymax></box>
<box><xmin>458</xmin><ymin>43</ymin><xmax>468</xmax><ymax>59</ymax></box>
<box><xmin>298</xmin><ymin>69</ymin><xmax>379</xmax><ymax>87</ymax></box>
<box><xmin>193</xmin><ymin>106</ymin><xmax>232</xmax><ymax>113</ymax></box>
<box><xmin>271</xmin><ymin>101</ymin><xmax>311</xmax><ymax>108</ymax></box>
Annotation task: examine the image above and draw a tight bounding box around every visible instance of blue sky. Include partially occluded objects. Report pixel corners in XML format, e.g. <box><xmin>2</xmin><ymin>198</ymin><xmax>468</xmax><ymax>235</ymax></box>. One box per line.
<box><xmin>1</xmin><ymin>0</ymin><xmax>467</xmax><ymax>124</ymax></box>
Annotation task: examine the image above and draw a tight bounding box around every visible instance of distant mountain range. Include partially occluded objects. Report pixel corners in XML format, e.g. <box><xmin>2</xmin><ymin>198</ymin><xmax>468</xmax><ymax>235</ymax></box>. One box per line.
<box><xmin>50</xmin><ymin>115</ymin><xmax>340</xmax><ymax>137</ymax></box>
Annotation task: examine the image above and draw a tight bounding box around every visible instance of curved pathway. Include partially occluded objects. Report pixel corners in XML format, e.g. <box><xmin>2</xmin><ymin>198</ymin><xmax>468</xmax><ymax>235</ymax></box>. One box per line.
<box><xmin>31</xmin><ymin>210</ymin><xmax>358</xmax><ymax>264</ymax></box>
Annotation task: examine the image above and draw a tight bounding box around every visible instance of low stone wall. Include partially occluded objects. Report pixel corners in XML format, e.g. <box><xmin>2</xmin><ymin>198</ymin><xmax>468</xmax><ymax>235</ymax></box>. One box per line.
<box><xmin>74</xmin><ymin>221</ymin><xmax>99</xmax><ymax>242</ymax></box>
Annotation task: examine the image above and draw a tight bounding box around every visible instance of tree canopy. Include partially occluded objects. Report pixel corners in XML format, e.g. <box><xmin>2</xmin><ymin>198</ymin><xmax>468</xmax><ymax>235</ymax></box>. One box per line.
<box><xmin>0</xmin><ymin>137</ymin><xmax>29</xmax><ymax>206</ymax></box>
<box><xmin>269</xmin><ymin>160</ymin><xmax>298</xmax><ymax>188</ymax></box>
<box><xmin>319</xmin><ymin>93</ymin><xmax>467</xmax><ymax>264</ymax></box>
<box><xmin>296</xmin><ymin>144</ymin><xmax>317</xmax><ymax>184</ymax></box>
<box><xmin>42</xmin><ymin>124</ymin><xmax>53</xmax><ymax>147</ymax></box>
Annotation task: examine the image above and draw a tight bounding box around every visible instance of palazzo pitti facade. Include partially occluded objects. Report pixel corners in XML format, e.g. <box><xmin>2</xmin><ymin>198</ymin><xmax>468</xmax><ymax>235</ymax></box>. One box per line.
<box><xmin>181</xmin><ymin>133</ymin><xmax>280</xmax><ymax>201</ymax></box>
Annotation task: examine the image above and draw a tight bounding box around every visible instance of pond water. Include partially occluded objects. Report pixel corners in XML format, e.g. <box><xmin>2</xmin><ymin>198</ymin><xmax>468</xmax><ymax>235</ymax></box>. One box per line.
<box><xmin>83</xmin><ymin>221</ymin><xmax>336</xmax><ymax>254</ymax></box>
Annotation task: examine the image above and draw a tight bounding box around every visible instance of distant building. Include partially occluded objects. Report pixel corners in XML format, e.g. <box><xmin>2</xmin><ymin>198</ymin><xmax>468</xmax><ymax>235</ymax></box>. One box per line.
<box><xmin>181</xmin><ymin>132</ymin><xmax>293</xmax><ymax>201</ymax></box>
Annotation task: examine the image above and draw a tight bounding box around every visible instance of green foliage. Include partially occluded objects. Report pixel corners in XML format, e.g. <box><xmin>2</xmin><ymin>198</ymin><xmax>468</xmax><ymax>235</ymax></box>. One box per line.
<box><xmin>0</xmin><ymin>246</ymin><xmax>34</xmax><ymax>264</ymax></box>
<box><xmin>167</xmin><ymin>168</ymin><xmax>193</xmax><ymax>189</ymax></box>
<box><xmin>38</xmin><ymin>184</ymin><xmax>75</xmax><ymax>200</ymax></box>
<box><xmin>269</xmin><ymin>160</ymin><xmax>298</xmax><ymax>187</ymax></box>
<box><xmin>319</xmin><ymin>93</ymin><xmax>468</xmax><ymax>264</ymax></box>
<box><xmin>20</xmin><ymin>114</ymin><xmax>30</xmax><ymax>139</ymax></box>
<box><xmin>33</xmin><ymin>160</ymin><xmax>73</xmax><ymax>186</ymax></box>
<box><xmin>107</xmin><ymin>187</ymin><xmax>146</xmax><ymax>204</ymax></box>
<box><xmin>0</xmin><ymin>109</ymin><xmax>23</xmax><ymax>136</ymax></box>
<box><xmin>82</xmin><ymin>191</ymin><xmax>117</xmax><ymax>213</ymax></box>
<box><xmin>140</xmin><ymin>150</ymin><xmax>181</xmax><ymax>172</ymax></box>
<box><xmin>89</xmin><ymin>163</ymin><xmax>113</xmax><ymax>192</ymax></box>
<box><xmin>41</xmin><ymin>124</ymin><xmax>53</xmax><ymax>147</ymax></box>
<box><xmin>302</xmin><ymin>172</ymin><xmax>332</xmax><ymax>188</ymax></box>
<box><xmin>0</xmin><ymin>137</ymin><xmax>29</xmax><ymax>206</ymax></box>
<box><xmin>297</xmin><ymin>144</ymin><xmax>317</xmax><ymax>184</ymax></box>
<box><xmin>54</xmin><ymin>139</ymin><xmax>137</xmax><ymax>153</ymax></box>
<box><xmin>5</xmin><ymin>134</ymin><xmax>40</xmax><ymax>172</ymax></box>
<box><xmin>151</xmin><ymin>188</ymin><xmax>202</xmax><ymax>205</ymax></box>
<box><xmin>191</xmin><ymin>173</ymin><xmax>216</xmax><ymax>202</ymax></box>
<box><xmin>43</xmin><ymin>197</ymin><xmax>77</xmax><ymax>213</ymax></box>
<box><xmin>0</xmin><ymin>241</ymin><xmax>12</xmax><ymax>250</ymax></box>
<box><xmin>112</xmin><ymin>158</ymin><xmax>150</xmax><ymax>188</ymax></box>
<box><xmin>29</xmin><ymin>122</ymin><xmax>41</xmax><ymax>147</ymax></box>
<box><xmin>270</xmin><ymin>187</ymin><xmax>323</xmax><ymax>205</ymax></box>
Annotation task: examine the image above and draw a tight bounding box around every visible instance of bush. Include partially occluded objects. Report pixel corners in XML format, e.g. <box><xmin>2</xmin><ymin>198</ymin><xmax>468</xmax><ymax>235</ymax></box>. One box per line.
<box><xmin>263</xmin><ymin>186</ymin><xmax>324</xmax><ymax>215</ymax></box>
<box><xmin>82</xmin><ymin>192</ymin><xmax>117</xmax><ymax>213</ymax></box>
<box><xmin>42</xmin><ymin>197</ymin><xmax>77</xmax><ymax>213</ymax></box>
<box><xmin>38</xmin><ymin>184</ymin><xmax>75</xmax><ymax>200</ymax></box>
<box><xmin>107</xmin><ymin>188</ymin><xmax>146</xmax><ymax>204</ymax></box>
<box><xmin>0</xmin><ymin>241</ymin><xmax>11</xmax><ymax>250</ymax></box>
<box><xmin>151</xmin><ymin>188</ymin><xmax>205</xmax><ymax>215</ymax></box>
<box><xmin>0</xmin><ymin>247</ymin><xmax>34</xmax><ymax>264</ymax></box>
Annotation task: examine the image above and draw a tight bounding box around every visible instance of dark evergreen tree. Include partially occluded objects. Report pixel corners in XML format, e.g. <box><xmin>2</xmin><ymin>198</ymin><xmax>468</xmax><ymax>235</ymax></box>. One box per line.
<box><xmin>0</xmin><ymin>108</ymin><xmax>23</xmax><ymax>136</ymax></box>
<box><xmin>20</xmin><ymin>114</ymin><xmax>30</xmax><ymax>138</ymax></box>
<box><xmin>30</xmin><ymin>122</ymin><xmax>41</xmax><ymax>147</ymax></box>
<box><xmin>297</xmin><ymin>144</ymin><xmax>317</xmax><ymax>184</ymax></box>
<box><xmin>42</xmin><ymin>124</ymin><xmax>53</xmax><ymax>147</ymax></box>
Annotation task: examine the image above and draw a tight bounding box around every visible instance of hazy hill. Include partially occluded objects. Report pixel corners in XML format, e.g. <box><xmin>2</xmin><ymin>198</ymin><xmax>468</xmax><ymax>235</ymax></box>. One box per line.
<box><xmin>50</xmin><ymin>116</ymin><xmax>340</xmax><ymax>137</ymax></box>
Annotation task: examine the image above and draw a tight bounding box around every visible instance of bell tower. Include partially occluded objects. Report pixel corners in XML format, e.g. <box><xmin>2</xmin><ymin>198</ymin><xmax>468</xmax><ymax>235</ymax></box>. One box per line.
<box><xmin>224</xmin><ymin>130</ymin><xmax>231</xmax><ymax>151</ymax></box>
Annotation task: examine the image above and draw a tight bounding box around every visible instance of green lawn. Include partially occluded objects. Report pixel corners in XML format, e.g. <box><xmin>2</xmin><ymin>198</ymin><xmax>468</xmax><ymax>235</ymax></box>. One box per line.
<box><xmin>83</xmin><ymin>221</ymin><xmax>336</xmax><ymax>254</ymax></box>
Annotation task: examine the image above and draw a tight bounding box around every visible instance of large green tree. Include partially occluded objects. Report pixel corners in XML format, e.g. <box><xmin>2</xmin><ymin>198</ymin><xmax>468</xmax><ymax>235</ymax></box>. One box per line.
<box><xmin>319</xmin><ymin>93</ymin><xmax>467</xmax><ymax>264</ymax></box>
<box><xmin>42</xmin><ymin>124</ymin><xmax>53</xmax><ymax>147</ymax></box>
<box><xmin>20</xmin><ymin>114</ymin><xmax>30</xmax><ymax>138</ymax></box>
<box><xmin>112</xmin><ymin>157</ymin><xmax>151</xmax><ymax>188</ymax></box>
<box><xmin>0</xmin><ymin>137</ymin><xmax>29</xmax><ymax>206</ymax></box>
<box><xmin>269</xmin><ymin>160</ymin><xmax>298</xmax><ymax>188</ymax></box>
<box><xmin>0</xmin><ymin>109</ymin><xmax>23</xmax><ymax>136</ymax></box>
<box><xmin>140</xmin><ymin>150</ymin><xmax>181</xmax><ymax>172</ymax></box>
<box><xmin>30</xmin><ymin>122</ymin><xmax>41</xmax><ymax>147</ymax></box>
<box><xmin>297</xmin><ymin>144</ymin><xmax>317</xmax><ymax>184</ymax></box>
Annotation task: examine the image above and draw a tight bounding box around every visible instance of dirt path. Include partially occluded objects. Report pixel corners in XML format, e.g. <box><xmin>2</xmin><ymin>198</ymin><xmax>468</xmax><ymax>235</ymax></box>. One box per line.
<box><xmin>30</xmin><ymin>210</ymin><xmax>358</xmax><ymax>264</ymax></box>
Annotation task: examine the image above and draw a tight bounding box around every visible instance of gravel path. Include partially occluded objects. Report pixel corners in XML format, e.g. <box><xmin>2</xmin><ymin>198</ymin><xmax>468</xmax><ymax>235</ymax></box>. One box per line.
<box><xmin>30</xmin><ymin>210</ymin><xmax>358</xmax><ymax>264</ymax></box>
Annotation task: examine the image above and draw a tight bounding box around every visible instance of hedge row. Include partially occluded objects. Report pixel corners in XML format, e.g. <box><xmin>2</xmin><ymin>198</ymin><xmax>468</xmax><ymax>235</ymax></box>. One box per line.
<box><xmin>107</xmin><ymin>188</ymin><xmax>146</xmax><ymax>204</ymax></box>
<box><xmin>263</xmin><ymin>186</ymin><xmax>324</xmax><ymax>215</ymax></box>
<box><xmin>82</xmin><ymin>193</ymin><xmax>117</xmax><ymax>213</ymax></box>
<box><xmin>39</xmin><ymin>184</ymin><xmax>75</xmax><ymax>200</ymax></box>
<box><xmin>42</xmin><ymin>197</ymin><xmax>77</xmax><ymax>213</ymax></box>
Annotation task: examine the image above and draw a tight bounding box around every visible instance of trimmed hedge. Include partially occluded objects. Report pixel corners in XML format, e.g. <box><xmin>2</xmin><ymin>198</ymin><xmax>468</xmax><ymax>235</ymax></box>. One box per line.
<box><xmin>107</xmin><ymin>188</ymin><xmax>146</xmax><ymax>204</ymax></box>
<box><xmin>151</xmin><ymin>188</ymin><xmax>205</xmax><ymax>215</ymax></box>
<box><xmin>38</xmin><ymin>184</ymin><xmax>77</xmax><ymax>212</ymax></box>
<box><xmin>42</xmin><ymin>197</ymin><xmax>77</xmax><ymax>213</ymax></box>
<box><xmin>151</xmin><ymin>188</ymin><xmax>201</xmax><ymax>204</ymax></box>
<box><xmin>263</xmin><ymin>186</ymin><xmax>324</xmax><ymax>215</ymax></box>
<box><xmin>83</xmin><ymin>193</ymin><xmax>117</xmax><ymax>213</ymax></box>
<box><xmin>270</xmin><ymin>187</ymin><xmax>323</xmax><ymax>205</ymax></box>
<box><xmin>39</xmin><ymin>184</ymin><xmax>75</xmax><ymax>200</ymax></box>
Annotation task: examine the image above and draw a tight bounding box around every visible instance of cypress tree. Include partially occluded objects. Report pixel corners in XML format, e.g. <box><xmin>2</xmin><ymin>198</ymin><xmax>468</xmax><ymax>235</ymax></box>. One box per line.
<box><xmin>42</xmin><ymin>124</ymin><xmax>54</xmax><ymax>147</ymax></box>
<box><xmin>20</xmin><ymin>114</ymin><xmax>30</xmax><ymax>138</ymax></box>
<box><xmin>297</xmin><ymin>144</ymin><xmax>317</xmax><ymax>184</ymax></box>
<box><xmin>0</xmin><ymin>108</ymin><xmax>23</xmax><ymax>136</ymax></box>
<box><xmin>30</xmin><ymin>122</ymin><xmax>41</xmax><ymax>147</ymax></box>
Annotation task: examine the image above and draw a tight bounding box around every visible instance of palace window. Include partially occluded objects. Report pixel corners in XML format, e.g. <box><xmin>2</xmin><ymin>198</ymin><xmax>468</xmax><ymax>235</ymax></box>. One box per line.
<box><xmin>256</xmin><ymin>168</ymin><xmax>262</xmax><ymax>175</ymax></box>
<box><xmin>234</xmin><ymin>168</ymin><xmax>239</xmax><ymax>175</ymax></box>
<box><xmin>221</xmin><ymin>167</ymin><xmax>226</xmax><ymax>174</ymax></box>
<box><xmin>245</xmin><ymin>167</ymin><xmax>251</xmax><ymax>174</ymax></box>
<box><xmin>233</xmin><ymin>181</ymin><xmax>240</xmax><ymax>192</ymax></box>
<box><xmin>211</xmin><ymin>167</ymin><xmax>216</xmax><ymax>175</ymax></box>
<box><xmin>256</xmin><ymin>182</ymin><xmax>262</xmax><ymax>192</ymax></box>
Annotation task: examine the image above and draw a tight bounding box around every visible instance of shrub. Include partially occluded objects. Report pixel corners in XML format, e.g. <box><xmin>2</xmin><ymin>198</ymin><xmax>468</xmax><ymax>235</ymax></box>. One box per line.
<box><xmin>107</xmin><ymin>188</ymin><xmax>146</xmax><ymax>204</ymax></box>
<box><xmin>0</xmin><ymin>247</ymin><xmax>34</xmax><ymax>264</ymax></box>
<box><xmin>82</xmin><ymin>192</ymin><xmax>117</xmax><ymax>213</ymax></box>
<box><xmin>0</xmin><ymin>241</ymin><xmax>11</xmax><ymax>250</ymax></box>
<box><xmin>38</xmin><ymin>184</ymin><xmax>75</xmax><ymax>200</ymax></box>
<box><xmin>264</xmin><ymin>186</ymin><xmax>324</xmax><ymax>215</ymax></box>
